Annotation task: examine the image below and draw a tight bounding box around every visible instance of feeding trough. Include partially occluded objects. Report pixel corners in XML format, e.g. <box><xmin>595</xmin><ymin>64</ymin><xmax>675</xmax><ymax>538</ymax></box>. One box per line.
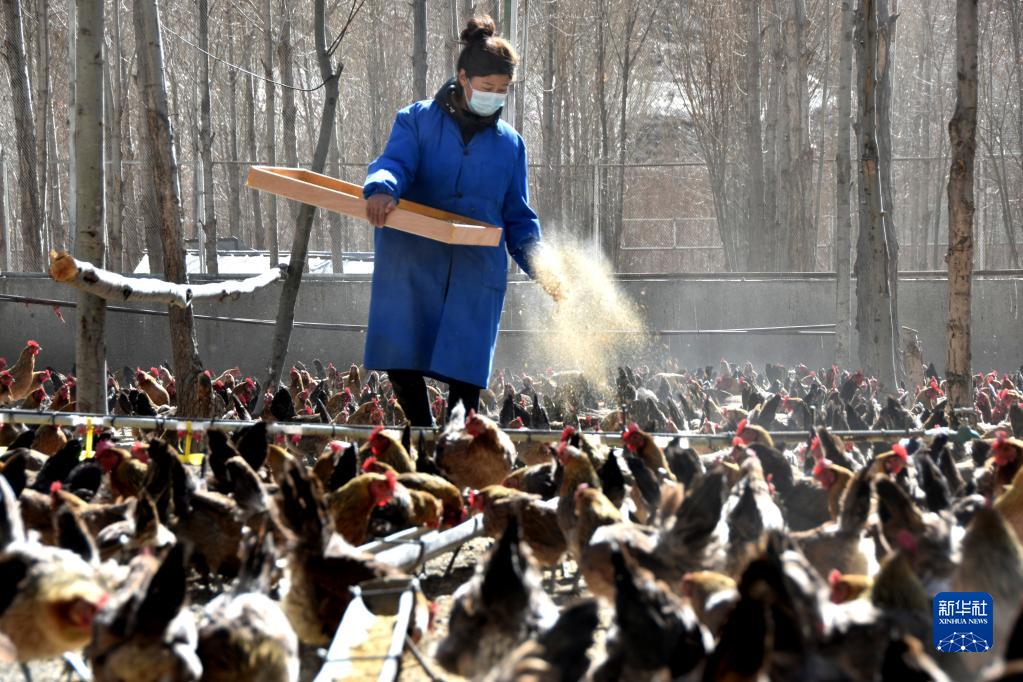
<box><xmin>245</xmin><ymin>166</ymin><xmax>504</xmax><ymax>247</ymax></box>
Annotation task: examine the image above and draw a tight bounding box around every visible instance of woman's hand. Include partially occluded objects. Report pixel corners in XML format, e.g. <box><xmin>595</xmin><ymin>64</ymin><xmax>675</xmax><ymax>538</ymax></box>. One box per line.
<box><xmin>540</xmin><ymin>275</ymin><xmax>566</xmax><ymax>303</ymax></box>
<box><xmin>366</xmin><ymin>193</ymin><xmax>397</xmax><ymax>227</ymax></box>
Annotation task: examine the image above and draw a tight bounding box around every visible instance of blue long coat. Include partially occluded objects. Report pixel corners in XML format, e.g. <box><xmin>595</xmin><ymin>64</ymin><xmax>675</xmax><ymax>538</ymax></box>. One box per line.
<box><xmin>361</xmin><ymin>98</ymin><xmax>542</xmax><ymax>388</ymax></box>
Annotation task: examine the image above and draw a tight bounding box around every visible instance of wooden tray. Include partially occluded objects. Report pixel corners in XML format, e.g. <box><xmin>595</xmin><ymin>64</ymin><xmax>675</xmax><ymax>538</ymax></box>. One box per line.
<box><xmin>246</xmin><ymin>166</ymin><xmax>503</xmax><ymax>247</ymax></box>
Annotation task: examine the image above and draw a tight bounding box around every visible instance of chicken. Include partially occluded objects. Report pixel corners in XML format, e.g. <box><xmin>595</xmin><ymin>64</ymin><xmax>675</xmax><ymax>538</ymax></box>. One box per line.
<box><xmin>483</xmin><ymin>600</ymin><xmax>599</xmax><ymax>682</ymax></box>
<box><xmin>722</xmin><ymin>454</ymin><xmax>786</xmax><ymax>576</ymax></box>
<box><xmin>196</xmin><ymin>528</ymin><xmax>299</xmax><ymax>682</ymax></box>
<box><xmin>554</xmin><ymin>443</ymin><xmax>602</xmax><ymax>560</ymax></box>
<box><xmin>733</xmin><ymin>417</ymin><xmax>774</xmax><ymax>449</ymax></box>
<box><xmin>827</xmin><ymin>570</ymin><xmax>872</xmax><ymax>604</ymax></box>
<box><xmin>346</xmin><ymin>396</ymin><xmax>384</xmax><ymax>425</ymax></box>
<box><xmin>273</xmin><ymin>458</ymin><xmax>400</xmax><ymax>645</ymax></box>
<box><xmin>790</xmin><ymin>465</ymin><xmax>873</xmax><ymax>578</ymax></box>
<box><xmin>95</xmin><ymin>492</ymin><xmax>175</xmax><ymax>563</ymax></box>
<box><xmin>435</xmin><ymin>517</ymin><xmax>558</xmax><ymax>678</ymax></box>
<box><xmin>436</xmin><ymin>405</ymin><xmax>516</xmax><ymax>490</ymax></box>
<box><xmin>995</xmin><ymin>463</ymin><xmax>1023</xmax><ymax>546</ymax></box>
<box><xmin>365</xmin><ymin>464</ymin><xmax>444</xmax><ymax>535</ymax></box>
<box><xmin>95</xmin><ymin>437</ymin><xmax>149</xmax><ymax>500</ymax></box>
<box><xmin>324</xmin><ymin>471</ymin><xmax>397</xmax><ymax>545</ymax></box>
<box><xmin>620</xmin><ymin>422</ymin><xmax>675</xmax><ymax>480</ymax></box>
<box><xmin>813</xmin><ymin>455</ymin><xmax>854</xmax><ymax>520</ymax></box>
<box><xmin>748</xmin><ymin>443</ymin><xmax>829</xmax><ymax>530</ymax></box>
<box><xmin>0</xmin><ymin>371</ymin><xmax>14</xmax><ymax>405</ymax></box>
<box><xmin>680</xmin><ymin>571</ymin><xmax>738</xmax><ymax>635</ymax></box>
<box><xmin>472</xmin><ymin>486</ymin><xmax>566</xmax><ymax>567</ymax></box>
<box><xmin>0</xmin><ymin>476</ymin><xmax>112</xmax><ymax>662</ymax></box>
<box><xmin>592</xmin><ymin>547</ymin><xmax>711</xmax><ymax>681</ymax></box>
<box><xmin>950</xmin><ymin>506</ymin><xmax>1023</xmax><ymax>676</ymax></box>
<box><xmin>88</xmin><ymin>544</ymin><xmax>203</xmax><ymax>682</ymax></box>
<box><xmin>503</xmin><ymin>460</ymin><xmax>560</xmax><ymax>498</ymax></box>
<box><xmin>136</xmin><ymin>367</ymin><xmax>170</xmax><ymax>407</ymax></box>
<box><xmin>30</xmin><ymin>423</ymin><xmax>67</xmax><ymax>456</ymax></box>
<box><xmin>5</xmin><ymin>340</ymin><xmax>40</xmax><ymax>403</ymax></box>
<box><xmin>359</xmin><ymin>425</ymin><xmax>415</xmax><ymax>473</ymax></box>
<box><xmin>396</xmin><ymin>471</ymin><xmax>465</xmax><ymax>527</ymax></box>
<box><xmin>990</xmin><ymin>434</ymin><xmax>1023</xmax><ymax>496</ymax></box>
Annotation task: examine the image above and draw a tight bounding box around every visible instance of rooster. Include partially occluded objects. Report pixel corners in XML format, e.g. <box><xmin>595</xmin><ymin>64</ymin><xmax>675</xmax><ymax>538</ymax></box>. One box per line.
<box><xmin>436</xmin><ymin>405</ymin><xmax>516</xmax><ymax>490</ymax></box>
<box><xmin>471</xmin><ymin>486</ymin><xmax>565</xmax><ymax>568</ymax></box>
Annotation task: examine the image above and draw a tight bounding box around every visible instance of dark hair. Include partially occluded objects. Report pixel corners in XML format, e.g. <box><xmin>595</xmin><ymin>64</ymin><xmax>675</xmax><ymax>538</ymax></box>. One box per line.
<box><xmin>456</xmin><ymin>15</ymin><xmax>518</xmax><ymax>79</ymax></box>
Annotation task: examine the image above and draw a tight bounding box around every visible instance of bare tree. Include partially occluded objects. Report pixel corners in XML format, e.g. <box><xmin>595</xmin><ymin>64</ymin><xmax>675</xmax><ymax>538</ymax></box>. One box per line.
<box><xmin>946</xmin><ymin>0</ymin><xmax>978</xmax><ymax>409</ymax></box>
<box><xmin>198</xmin><ymin>0</ymin><xmax>218</xmax><ymax>273</ymax></box>
<box><xmin>1</xmin><ymin>0</ymin><xmax>43</xmax><ymax>270</ymax></box>
<box><xmin>834</xmin><ymin>0</ymin><xmax>854</xmax><ymax>366</ymax></box>
<box><xmin>134</xmin><ymin>0</ymin><xmax>205</xmax><ymax>416</ymax></box>
<box><xmin>74</xmin><ymin>0</ymin><xmax>106</xmax><ymax>413</ymax></box>
<box><xmin>746</xmin><ymin>0</ymin><xmax>765</xmax><ymax>254</ymax></box>
<box><xmin>854</xmin><ymin>0</ymin><xmax>899</xmax><ymax>390</ymax></box>
<box><xmin>264</xmin><ymin>0</ymin><xmax>364</xmax><ymax>393</ymax></box>
<box><xmin>413</xmin><ymin>0</ymin><xmax>427</xmax><ymax>100</ymax></box>
<box><xmin>263</xmin><ymin>0</ymin><xmax>279</xmax><ymax>264</ymax></box>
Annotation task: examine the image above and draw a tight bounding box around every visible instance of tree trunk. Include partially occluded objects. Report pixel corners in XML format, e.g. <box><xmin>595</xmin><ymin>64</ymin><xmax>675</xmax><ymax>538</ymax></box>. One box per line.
<box><xmin>876</xmin><ymin>0</ymin><xmax>901</xmax><ymax>381</ymax></box>
<box><xmin>263</xmin><ymin>0</ymin><xmax>279</xmax><ymax>264</ymax></box>
<box><xmin>0</xmin><ymin>149</ymin><xmax>7</xmax><ymax>271</ymax></box>
<box><xmin>34</xmin><ymin>0</ymin><xmax>49</xmax><ymax>255</ymax></box>
<box><xmin>328</xmin><ymin>117</ymin><xmax>344</xmax><ymax>274</ymax></box>
<box><xmin>74</xmin><ymin>0</ymin><xmax>106</xmax><ymax>414</ymax></box>
<box><xmin>745</xmin><ymin>0</ymin><xmax>764</xmax><ymax>272</ymax></box>
<box><xmin>413</xmin><ymin>0</ymin><xmax>428</xmax><ymax>100</ymax></box>
<box><xmin>0</xmin><ymin>0</ymin><xmax>43</xmax><ymax>270</ymax></box>
<box><xmin>134</xmin><ymin>0</ymin><xmax>204</xmax><ymax>416</ymax></box>
<box><xmin>834</xmin><ymin>0</ymin><xmax>854</xmax><ymax>366</ymax></box>
<box><xmin>854</xmin><ymin>0</ymin><xmax>899</xmax><ymax>391</ymax></box>
<box><xmin>246</xmin><ymin>73</ymin><xmax>265</xmax><ymax>250</ymax></box>
<box><xmin>226</xmin><ymin>6</ymin><xmax>242</xmax><ymax>244</ymax></box>
<box><xmin>763</xmin><ymin>2</ymin><xmax>783</xmax><ymax>271</ymax></box>
<box><xmin>105</xmin><ymin>56</ymin><xmax>123</xmax><ymax>271</ymax></box>
<box><xmin>543</xmin><ymin>0</ymin><xmax>558</xmax><ymax>223</ymax></box>
<box><xmin>781</xmin><ymin>0</ymin><xmax>813</xmax><ymax>271</ymax></box>
<box><xmin>514</xmin><ymin>0</ymin><xmax>528</xmax><ymax>132</ymax></box>
<box><xmin>264</xmin><ymin>0</ymin><xmax>344</xmax><ymax>392</ymax></box>
<box><xmin>448</xmin><ymin>0</ymin><xmax>459</xmax><ymax>71</ymax></box>
<box><xmin>198</xmin><ymin>0</ymin><xmax>218</xmax><ymax>273</ymax></box>
<box><xmin>946</xmin><ymin>0</ymin><xmax>977</xmax><ymax>410</ymax></box>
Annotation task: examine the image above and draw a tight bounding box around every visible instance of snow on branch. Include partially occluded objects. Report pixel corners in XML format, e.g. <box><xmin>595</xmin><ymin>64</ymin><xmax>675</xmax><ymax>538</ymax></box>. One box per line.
<box><xmin>48</xmin><ymin>250</ymin><xmax>286</xmax><ymax>307</ymax></box>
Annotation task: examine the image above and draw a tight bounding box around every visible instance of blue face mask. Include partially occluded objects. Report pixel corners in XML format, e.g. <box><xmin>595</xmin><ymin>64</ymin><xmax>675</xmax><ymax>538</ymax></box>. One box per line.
<box><xmin>466</xmin><ymin>84</ymin><xmax>506</xmax><ymax>117</ymax></box>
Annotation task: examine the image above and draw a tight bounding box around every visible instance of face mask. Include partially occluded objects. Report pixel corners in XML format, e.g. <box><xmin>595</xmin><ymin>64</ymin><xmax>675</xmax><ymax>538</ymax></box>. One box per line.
<box><xmin>465</xmin><ymin>83</ymin><xmax>506</xmax><ymax>117</ymax></box>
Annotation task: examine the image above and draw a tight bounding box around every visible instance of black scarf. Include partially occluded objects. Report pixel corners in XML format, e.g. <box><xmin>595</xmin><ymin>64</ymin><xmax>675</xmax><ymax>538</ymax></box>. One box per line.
<box><xmin>434</xmin><ymin>78</ymin><xmax>501</xmax><ymax>145</ymax></box>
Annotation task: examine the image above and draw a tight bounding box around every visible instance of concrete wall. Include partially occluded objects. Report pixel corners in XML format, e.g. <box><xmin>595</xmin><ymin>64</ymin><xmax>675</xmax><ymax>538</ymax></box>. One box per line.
<box><xmin>1</xmin><ymin>273</ymin><xmax>1020</xmax><ymax>380</ymax></box>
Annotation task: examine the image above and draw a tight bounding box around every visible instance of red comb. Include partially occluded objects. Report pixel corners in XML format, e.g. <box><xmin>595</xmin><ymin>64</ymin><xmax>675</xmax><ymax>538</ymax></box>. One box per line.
<box><xmin>27</xmin><ymin>340</ymin><xmax>39</xmax><ymax>349</ymax></box>
<box><xmin>828</xmin><ymin>569</ymin><xmax>842</xmax><ymax>586</ymax></box>
<box><xmin>384</xmin><ymin>469</ymin><xmax>397</xmax><ymax>491</ymax></box>
<box><xmin>813</xmin><ymin>458</ymin><xmax>830</xmax><ymax>477</ymax></box>
<box><xmin>362</xmin><ymin>456</ymin><xmax>378</xmax><ymax>472</ymax></box>
<box><xmin>892</xmin><ymin>443</ymin><xmax>908</xmax><ymax>460</ymax></box>
<box><xmin>560</xmin><ymin>425</ymin><xmax>576</xmax><ymax>442</ymax></box>
<box><xmin>50</xmin><ymin>482</ymin><xmax>62</xmax><ymax>494</ymax></box>
<box><xmin>732</xmin><ymin>436</ymin><xmax>746</xmax><ymax>448</ymax></box>
<box><xmin>328</xmin><ymin>440</ymin><xmax>344</xmax><ymax>453</ymax></box>
<box><xmin>810</xmin><ymin>436</ymin><xmax>821</xmax><ymax>452</ymax></box>
<box><xmin>736</xmin><ymin>419</ymin><xmax>747</xmax><ymax>435</ymax></box>
<box><xmin>370</xmin><ymin>425</ymin><xmax>385</xmax><ymax>438</ymax></box>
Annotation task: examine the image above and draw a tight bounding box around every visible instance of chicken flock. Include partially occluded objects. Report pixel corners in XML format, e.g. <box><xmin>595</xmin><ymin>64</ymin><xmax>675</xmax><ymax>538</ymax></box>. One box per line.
<box><xmin>1</xmin><ymin>339</ymin><xmax>1023</xmax><ymax>680</ymax></box>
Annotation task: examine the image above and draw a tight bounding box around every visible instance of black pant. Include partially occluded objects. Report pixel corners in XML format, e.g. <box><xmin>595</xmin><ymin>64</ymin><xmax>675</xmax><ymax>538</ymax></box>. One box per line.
<box><xmin>387</xmin><ymin>369</ymin><xmax>481</xmax><ymax>427</ymax></box>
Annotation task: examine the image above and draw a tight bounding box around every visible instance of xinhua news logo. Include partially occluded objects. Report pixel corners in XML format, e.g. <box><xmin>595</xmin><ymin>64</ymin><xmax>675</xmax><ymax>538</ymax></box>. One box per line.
<box><xmin>933</xmin><ymin>592</ymin><xmax>994</xmax><ymax>653</ymax></box>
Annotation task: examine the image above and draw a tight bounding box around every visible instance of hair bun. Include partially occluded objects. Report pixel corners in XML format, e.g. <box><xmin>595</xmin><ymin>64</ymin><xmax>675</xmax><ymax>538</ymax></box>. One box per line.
<box><xmin>461</xmin><ymin>15</ymin><xmax>496</xmax><ymax>43</ymax></box>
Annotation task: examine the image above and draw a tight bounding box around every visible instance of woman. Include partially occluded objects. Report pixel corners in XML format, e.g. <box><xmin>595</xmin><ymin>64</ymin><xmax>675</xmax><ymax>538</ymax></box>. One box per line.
<box><xmin>362</xmin><ymin>16</ymin><xmax>558</xmax><ymax>427</ymax></box>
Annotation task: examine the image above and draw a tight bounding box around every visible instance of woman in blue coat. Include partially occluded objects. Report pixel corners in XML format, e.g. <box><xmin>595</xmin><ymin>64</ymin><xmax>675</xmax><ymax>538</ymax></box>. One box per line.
<box><xmin>363</xmin><ymin>15</ymin><xmax>559</xmax><ymax>427</ymax></box>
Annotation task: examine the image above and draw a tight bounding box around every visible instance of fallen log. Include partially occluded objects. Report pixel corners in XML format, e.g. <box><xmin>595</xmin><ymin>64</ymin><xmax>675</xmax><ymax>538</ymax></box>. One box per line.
<box><xmin>48</xmin><ymin>250</ymin><xmax>285</xmax><ymax>307</ymax></box>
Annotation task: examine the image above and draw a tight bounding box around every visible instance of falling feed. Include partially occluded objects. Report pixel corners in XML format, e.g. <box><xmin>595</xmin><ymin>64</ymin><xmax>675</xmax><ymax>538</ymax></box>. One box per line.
<box><xmin>526</xmin><ymin>235</ymin><xmax>648</xmax><ymax>388</ymax></box>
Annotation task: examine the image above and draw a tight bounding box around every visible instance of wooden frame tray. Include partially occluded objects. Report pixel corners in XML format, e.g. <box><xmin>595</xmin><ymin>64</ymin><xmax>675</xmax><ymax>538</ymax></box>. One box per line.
<box><xmin>245</xmin><ymin>165</ymin><xmax>503</xmax><ymax>247</ymax></box>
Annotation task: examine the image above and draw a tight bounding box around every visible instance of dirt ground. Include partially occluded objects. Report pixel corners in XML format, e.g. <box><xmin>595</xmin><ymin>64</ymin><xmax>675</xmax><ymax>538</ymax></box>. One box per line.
<box><xmin>0</xmin><ymin>536</ymin><xmax>611</xmax><ymax>682</ymax></box>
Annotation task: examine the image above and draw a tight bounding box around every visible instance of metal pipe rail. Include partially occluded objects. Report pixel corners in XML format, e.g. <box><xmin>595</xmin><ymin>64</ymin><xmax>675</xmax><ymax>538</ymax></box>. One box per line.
<box><xmin>0</xmin><ymin>408</ymin><xmax>936</xmax><ymax>445</ymax></box>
